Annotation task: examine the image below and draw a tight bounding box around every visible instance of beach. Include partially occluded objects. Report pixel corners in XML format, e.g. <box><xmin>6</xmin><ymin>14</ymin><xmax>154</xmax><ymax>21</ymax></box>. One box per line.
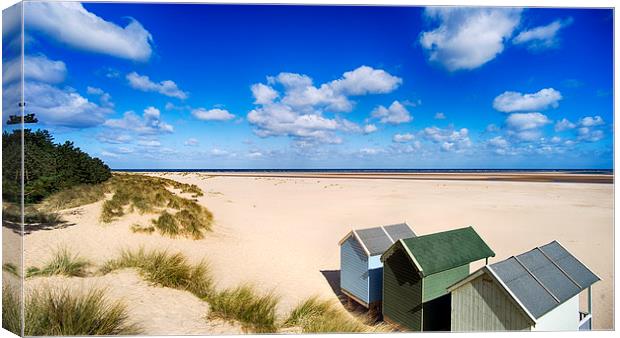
<box><xmin>7</xmin><ymin>172</ymin><xmax>614</xmax><ymax>332</ymax></box>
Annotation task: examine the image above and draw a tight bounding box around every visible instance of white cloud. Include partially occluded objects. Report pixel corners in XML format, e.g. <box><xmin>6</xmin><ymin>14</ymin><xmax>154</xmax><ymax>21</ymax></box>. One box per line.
<box><xmin>434</xmin><ymin>112</ymin><xmax>446</xmax><ymax>120</ymax></box>
<box><xmin>97</xmin><ymin>133</ymin><xmax>132</xmax><ymax>144</ymax></box>
<box><xmin>513</xmin><ymin>18</ymin><xmax>573</xmax><ymax>50</ymax></box>
<box><xmin>247</xmin><ymin>66</ymin><xmax>400</xmax><ymax>143</ymax></box>
<box><xmin>3</xmin><ymin>55</ymin><xmax>67</xmax><ymax>85</ymax></box>
<box><xmin>371</xmin><ymin>101</ymin><xmax>413</xmax><ymax>124</ymax></box>
<box><xmin>554</xmin><ymin>118</ymin><xmax>576</xmax><ymax>132</ymax></box>
<box><xmin>328</xmin><ymin>66</ymin><xmax>403</xmax><ymax>95</ymax></box>
<box><xmin>506</xmin><ymin>112</ymin><xmax>551</xmax><ymax>131</ymax></box>
<box><xmin>251</xmin><ymin>83</ymin><xmax>279</xmax><ymax>104</ymax></box>
<box><xmin>488</xmin><ymin>136</ymin><xmax>509</xmax><ymax>149</ymax></box>
<box><xmin>137</xmin><ymin>139</ymin><xmax>161</xmax><ymax>147</ymax></box>
<box><xmin>104</xmin><ymin>106</ymin><xmax>174</xmax><ymax>134</ymax></box>
<box><xmin>505</xmin><ymin>112</ymin><xmax>551</xmax><ymax>141</ymax></box>
<box><xmin>19</xmin><ymin>82</ymin><xmax>112</xmax><ymax>128</ymax></box>
<box><xmin>420</xmin><ymin>7</ymin><xmax>521</xmax><ymax>71</ymax></box>
<box><xmin>422</xmin><ymin>126</ymin><xmax>471</xmax><ymax>152</ymax></box>
<box><xmin>486</xmin><ymin>124</ymin><xmax>500</xmax><ymax>132</ymax></box>
<box><xmin>184</xmin><ymin>138</ymin><xmax>199</xmax><ymax>146</ymax></box>
<box><xmin>579</xmin><ymin>115</ymin><xmax>604</xmax><ymax>127</ymax></box>
<box><xmin>126</xmin><ymin>72</ymin><xmax>188</xmax><ymax>99</ymax></box>
<box><xmin>101</xmin><ymin>150</ymin><xmax>121</xmax><ymax>159</ymax></box>
<box><xmin>358</xmin><ymin>147</ymin><xmax>385</xmax><ymax>156</ymax></box>
<box><xmin>577</xmin><ymin>128</ymin><xmax>604</xmax><ymax>142</ymax></box>
<box><xmin>25</xmin><ymin>2</ymin><xmax>153</xmax><ymax>61</ymax></box>
<box><xmin>393</xmin><ymin>133</ymin><xmax>415</xmax><ymax>143</ymax></box>
<box><xmin>86</xmin><ymin>86</ymin><xmax>114</xmax><ymax>108</ymax></box>
<box><xmin>551</xmin><ymin>136</ymin><xmax>562</xmax><ymax>143</ymax></box>
<box><xmin>493</xmin><ymin>88</ymin><xmax>562</xmax><ymax>112</ymax></box>
<box><xmin>210</xmin><ymin>148</ymin><xmax>230</xmax><ymax>156</ymax></box>
<box><xmin>363</xmin><ymin>124</ymin><xmax>378</xmax><ymax>134</ymax></box>
<box><xmin>192</xmin><ymin>108</ymin><xmax>235</xmax><ymax>121</ymax></box>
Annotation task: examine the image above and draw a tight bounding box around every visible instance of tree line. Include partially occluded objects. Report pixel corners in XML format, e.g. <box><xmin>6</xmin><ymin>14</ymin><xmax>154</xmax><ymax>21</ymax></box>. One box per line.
<box><xmin>3</xmin><ymin>129</ymin><xmax>112</xmax><ymax>203</ymax></box>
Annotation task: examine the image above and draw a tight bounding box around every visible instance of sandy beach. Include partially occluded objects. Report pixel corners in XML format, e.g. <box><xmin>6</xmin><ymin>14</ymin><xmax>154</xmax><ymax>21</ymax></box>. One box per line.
<box><xmin>7</xmin><ymin>172</ymin><xmax>614</xmax><ymax>332</ymax></box>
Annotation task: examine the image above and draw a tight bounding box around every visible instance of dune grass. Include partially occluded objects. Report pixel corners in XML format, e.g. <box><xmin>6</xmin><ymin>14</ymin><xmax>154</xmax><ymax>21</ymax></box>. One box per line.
<box><xmin>100</xmin><ymin>248</ymin><xmax>213</xmax><ymax>299</ymax></box>
<box><xmin>3</xmin><ymin>262</ymin><xmax>20</xmax><ymax>278</ymax></box>
<box><xmin>206</xmin><ymin>284</ymin><xmax>280</xmax><ymax>333</ymax></box>
<box><xmin>283</xmin><ymin>296</ymin><xmax>392</xmax><ymax>333</ymax></box>
<box><xmin>3</xmin><ymin>203</ymin><xmax>61</xmax><ymax>224</ymax></box>
<box><xmin>99</xmin><ymin>174</ymin><xmax>213</xmax><ymax>239</ymax></box>
<box><xmin>130</xmin><ymin>223</ymin><xmax>155</xmax><ymax>234</ymax></box>
<box><xmin>2</xmin><ymin>286</ymin><xmax>21</xmax><ymax>335</ymax></box>
<box><xmin>26</xmin><ymin>247</ymin><xmax>90</xmax><ymax>278</ymax></box>
<box><xmin>2</xmin><ymin>285</ymin><xmax>141</xmax><ymax>336</ymax></box>
<box><xmin>41</xmin><ymin>183</ymin><xmax>111</xmax><ymax>211</ymax></box>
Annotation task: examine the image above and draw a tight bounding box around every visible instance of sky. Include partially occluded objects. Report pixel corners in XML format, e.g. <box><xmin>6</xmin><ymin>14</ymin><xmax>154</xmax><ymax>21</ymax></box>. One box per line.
<box><xmin>2</xmin><ymin>2</ymin><xmax>614</xmax><ymax>169</ymax></box>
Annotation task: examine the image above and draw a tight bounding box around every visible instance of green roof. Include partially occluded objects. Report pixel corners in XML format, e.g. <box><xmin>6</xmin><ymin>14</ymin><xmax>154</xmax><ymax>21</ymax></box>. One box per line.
<box><xmin>400</xmin><ymin>226</ymin><xmax>495</xmax><ymax>276</ymax></box>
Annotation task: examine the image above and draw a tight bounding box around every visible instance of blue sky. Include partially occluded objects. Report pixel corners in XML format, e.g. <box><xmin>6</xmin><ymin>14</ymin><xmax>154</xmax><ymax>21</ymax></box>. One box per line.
<box><xmin>2</xmin><ymin>3</ymin><xmax>613</xmax><ymax>169</ymax></box>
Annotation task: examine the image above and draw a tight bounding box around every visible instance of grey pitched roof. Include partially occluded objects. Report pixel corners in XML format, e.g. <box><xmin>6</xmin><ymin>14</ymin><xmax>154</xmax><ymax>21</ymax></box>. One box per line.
<box><xmin>342</xmin><ymin>223</ymin><xmax>415</xmax><ymax>256</ymax></box>
<box><xmin>489</xmin><ymin>241</ymin><xmax>600</xmax><ymax>319</ymax></box>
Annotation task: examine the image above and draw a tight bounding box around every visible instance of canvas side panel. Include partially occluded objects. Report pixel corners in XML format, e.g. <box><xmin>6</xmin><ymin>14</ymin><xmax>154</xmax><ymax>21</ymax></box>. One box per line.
<box><xmin>2</xmin><ymin>2</ymin><xmax>25</xmax><ymax>336</ymax></box>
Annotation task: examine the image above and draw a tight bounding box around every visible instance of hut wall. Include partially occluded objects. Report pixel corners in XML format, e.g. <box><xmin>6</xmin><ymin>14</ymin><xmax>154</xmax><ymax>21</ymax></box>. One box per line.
<box><xmin>383</xmin><ymin>247</ymin><xmax>423</xmax><ymax>331</ymax></box>
<box><xmin>533</xmin><ymin>294</ymin><xmax>579</xmax><ymax>331</ymax></box>
<box><xmin>340</xmin><ymin>236</ymin><xmax>369</xmax><ymax>304</ymax></box>
<box><xmin>451</xmin><ymin>274</ymin><xmax>532</xmax><ymax>331</ymax></box>
<box><xmin>423</xmin><ymin>264</ymin><xmax>470</xmax><ymax>302</ymax></box>
<box><xmin>368</xmin><ymin>255</ymin><xmax>383</xmax><ymax>303</ymax></box>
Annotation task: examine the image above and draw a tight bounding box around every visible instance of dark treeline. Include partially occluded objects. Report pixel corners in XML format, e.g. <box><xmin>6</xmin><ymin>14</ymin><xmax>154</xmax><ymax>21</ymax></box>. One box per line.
<box><xmin>3</xmin><ymin>129</ymin><xmax>112</xmax><ymax>203</ymax></box>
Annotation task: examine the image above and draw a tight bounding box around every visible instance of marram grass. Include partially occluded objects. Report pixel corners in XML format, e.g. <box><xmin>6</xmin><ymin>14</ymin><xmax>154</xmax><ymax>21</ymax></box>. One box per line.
<box><xmin>2</xmin><ymin>285</ymin><xmax>141</xmax><ymax>336</ymax></box>
<box><xmin>26</xmin><ymin>247</ymin><xmax>90</xmax><ymax>278</ymax></box>
<box><xmin>206</xmin><ymin>283</ymin><xmax>280</xmax><ymax>333</ymax></box>
<box><xmin>284</xmin><ymin>296</ymin><xmax>393</xmax><ymax>333</ymax></box>
<box><xmin>100</xmin><ymin>248</ymin><xmax>213</xmax><ymax>299</ymax></box>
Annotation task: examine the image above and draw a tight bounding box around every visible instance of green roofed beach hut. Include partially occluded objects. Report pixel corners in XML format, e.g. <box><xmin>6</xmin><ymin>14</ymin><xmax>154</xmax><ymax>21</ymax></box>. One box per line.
<box><xmin>380</xmin><ymin>226</ymin><xmax>495</xmax><ymax>332</ymax></box>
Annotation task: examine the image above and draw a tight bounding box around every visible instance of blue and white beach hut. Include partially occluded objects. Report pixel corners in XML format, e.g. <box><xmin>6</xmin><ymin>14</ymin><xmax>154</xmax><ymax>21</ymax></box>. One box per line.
<box><xmin>338</xmin><ymin>222</ymin><xmax>416</xmax><ymax>310</ymax></box>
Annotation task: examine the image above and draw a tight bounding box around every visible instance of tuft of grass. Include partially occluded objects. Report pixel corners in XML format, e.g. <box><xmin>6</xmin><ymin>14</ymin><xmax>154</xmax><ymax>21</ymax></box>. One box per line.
<box><xmin>3</xmin><ymin>262</ymin><xmax>20</xmax><ymax>278</ymax></box>
<box><xmin>3</xmin><ymin>203</ymin><xmax>61</xmax><ymax>224</ymax></box>
<box><xmin>100</xmin><ymin>248</ymin><xmax>213</xmax><ymax>299</ymax></box>
<box><xmin>99</xmin><ymin>174</ymin><xmax>212</xmax><ymax>239</ymax></box>
<box><xmin>2</xmin><ymin>286</ymin><xmax>21</xmax><ymax>335</ymax></box>
<box><xmin>41</xmin><ymin>183</ymin><xmax>110</xmax><ymax>211</ymax></box>
<box><xmin>7</xmin><ymin>285</ymin><xmax>141</xmax><ymax>335</ymax></box>
<box><xmin>284</xmin><ymin>296</ymin><xmax>392</xmax><ymax>333</ymax></box>
<box><xmin>130</xmin><ymin>223</ymin><xmax>155</xmax><ymax>234</ymax></box>
<box><xmin>207</xmin><ymin>284</ymin><xmax>280</xmax><ymax>333</ymax></box>
<box><xmin>26</xmin><ymin>247</ymin><xmax>90</xmax><ymax>278</ymax></box>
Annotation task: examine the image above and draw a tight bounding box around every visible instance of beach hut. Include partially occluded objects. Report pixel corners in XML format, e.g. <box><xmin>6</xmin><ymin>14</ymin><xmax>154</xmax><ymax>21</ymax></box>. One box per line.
<box><xmin>338</xmin><ymin>223</ymin><xmax>416</xmax><ymax>311</ymax></box>
<box><xmin>381</xmin><ymin>226</ymin><xmax>495</xmax><ymax>332</ymax></box>
<box><xmin>448</xmin><ymin>240</ymin><xmax>600</xmax><ymax>332</ymax></box>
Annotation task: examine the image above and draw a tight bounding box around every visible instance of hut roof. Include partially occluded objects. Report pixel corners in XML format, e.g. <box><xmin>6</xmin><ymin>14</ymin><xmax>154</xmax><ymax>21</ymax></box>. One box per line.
<box><xmin>487</xmin><ymin>241</ymin><xmax>600</xmax><ymax>319</ymax></box>
<box><xmin>390</xmin><ymin>226</ymin><xmax>495</xmax><ymax>276</ymax></box>
<box><xmin>339</xmin><ymin>222</ymin><xmax>416</xmax><ymax>256</ymax></box>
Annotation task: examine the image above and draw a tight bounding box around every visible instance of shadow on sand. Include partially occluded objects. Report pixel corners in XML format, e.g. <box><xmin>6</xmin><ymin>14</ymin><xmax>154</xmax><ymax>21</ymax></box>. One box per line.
<box><xmin>320</xmin><ymin>269</ymin><xmax>376</xmax><ymax>318</ymax></box>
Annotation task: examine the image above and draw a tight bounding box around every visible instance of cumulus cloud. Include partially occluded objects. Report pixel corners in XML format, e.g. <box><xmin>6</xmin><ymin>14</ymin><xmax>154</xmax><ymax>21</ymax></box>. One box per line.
<box><xmin>126</xmin><ymin>72</ymin><xmax>188</xmax><ymax>99</ymax></box>
<box><xmin>422</xmin><ymin>126</ymin><xmax>472</xmax><ymax>152</ymax></box>
<box><xmin>513</xmin><ymin>18</ymin><xmax>573</xmax><ymax>50</ymax></box>
<box><xmin>577</xmin><ymin>127</ymin><xmax>604</xmax><ymax>142</ymax></box>
<box><xmin>192</xmin><ymin>108</ymin><xmax>235</xmax><ymax>121</ymax></box>
<box><xmin>393</xmin><ymin>133</ymin><xmax>415</xmax><ymax>143</ymax></box>
<box><xmin>247</xmin><ymin>66</ymin><xmax>401</xmax><ymax>143</ymax></box>
<box><xmin>251</xmin><ymin>83</ymin><xmax>279</xmax><ymax>104</ymax></box>
<box><xmin>493</xmin><ymin>88</ymin><xmax>562</xmax><ymax>112</ymax></box>
<box><xmin>579</xmin><ymin>115</ymin><xmax>604</xmax><ymax>127</ymax></box>
<box><xmin>18</xmin><ymin>82</ymin><xmax>113</xmax><ymax>128</ymax></box>
<box><xmin>505</xmin><ymin>112</ymin><xmax>551</xmax><ymax>141</ymax></box>
<box><xmin>86</xmin><ymin>86</ymin><xmax>114</xmax><ymax>108</ymax></box>
<box><xmin>554</xmin><ymin>118</ymin><xmax>576</xmax><ymax>132</ymax></box>
<box><xmin>434</xmin><ymin>112</ymin><xmax>446</xmax><ymax>120</ymax></box>
<box><xmin>104</xmin><ymin>106</ymin><xmax>173</xmax><ymax>134</ymax></box>
<box><xmin>363</xmin><ymin>124</ymin><xmax>378</xmax><ymax>134</ymax></box>
<box><xmin>25</xmin><ymin>2</ymin><xmax>153</xmax><ymax>61</ymax></box>
<box><xmin>371</xmin><ymin>101</ymin><xmax>413</xmax><ymax>124</ymax></box>
<box><xmin>3</xmin><ymin>55</ymin><xmax>67</xmax><ymax>85</ymax></box>
<box><xmin>97</xmin><ymin>133</ymin><xmax>132</xmax><ymax>144</ymax></box>
<box><xmin>137</xmin><ymin>139</ymin><xmax>161</xmax><ymax>147</ymax></box>
<box><xmin>420</xmin><ymin>7</ymin><xmax>521</xmax><ymax>71</ymax></box>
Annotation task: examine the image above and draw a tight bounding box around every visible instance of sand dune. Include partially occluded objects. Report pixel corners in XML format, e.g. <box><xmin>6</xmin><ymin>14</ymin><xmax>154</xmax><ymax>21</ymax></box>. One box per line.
<box><xmin>17</xmin><ymin>172</ymin><xmax>614</xmax><ymax>332</ymax></box>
